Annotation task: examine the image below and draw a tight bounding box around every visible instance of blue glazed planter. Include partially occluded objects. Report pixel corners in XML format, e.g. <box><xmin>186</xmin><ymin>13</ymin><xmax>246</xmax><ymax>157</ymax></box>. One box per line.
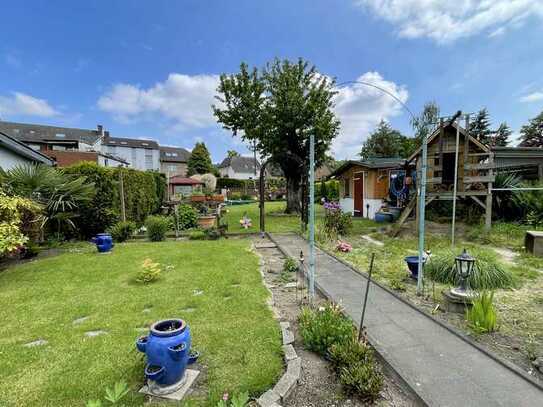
<box><xmin>136</xmin><ymin>319</ymin><xmax>197</xmax><ymax>387</ymax></box>
<box><xmin>375</xmin><ymin>212</ymin><xmax>394</xmax><ymax>223</ymax></box>
<box><xmin>404</xmin><ymin>255</ymin><xmax>426</xmax><ymax>279</ymax></box>
<box><xmin>92</xmin><ymin>233</ymin><xmax>113</xmax><ymax>253</ymax></box>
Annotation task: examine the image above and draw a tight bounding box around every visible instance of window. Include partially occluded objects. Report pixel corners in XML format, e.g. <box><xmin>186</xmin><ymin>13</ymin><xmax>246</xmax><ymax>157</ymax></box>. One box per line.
<box><xmin>52</xmin><ymin>145</ymin><xmax>66</xmax><ymax>151</ymax></box>
<box><xmin>131</xmin><ymin>148</ymin><xmax>137</xmax><ymax>165</ymax></box>
<box><xmin>28</xmin><ymin>144</ymin><xmax>41</xmax><ymax>151</ymax></box>
<box><xmin>168</xmin><ymin>165</ymin><xmax>177</xmax><ymax>172</ymax></box>
<box><xmin>344</xmin><ymin>178</ymin><xmax>350</xmax><ymax>197</ymax></box>
<box><xmin>174</xmin><ymin>185</ymin><xmax>192</xmax><ymax>196</ymax></box>
<box><xmin>145</xmin><ymin>152</ymin><xmax>153</xmax><ymax>169</ymax></box>
<box><xmin>142</xmin><ymin>142</ymin><xmax>149</xmax><ymax>146</ymax></box>
<box><xmin>55</xmin><ymin>133</ymin><xmax>65</xmax><ymax>138</ymax></box>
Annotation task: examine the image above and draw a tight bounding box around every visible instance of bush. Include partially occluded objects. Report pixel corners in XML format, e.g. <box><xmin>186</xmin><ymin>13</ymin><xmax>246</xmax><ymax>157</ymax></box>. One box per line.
<box><xmin>425</xmin><ymin>248</ymin><xmax>514</xmax><ymax>290</ymax></box>
<box><xmin>466</xmin><ymin>291</ymin><xmax>498</xmax><ymax>334</ymax></box>
<box><xmin>188</xmin><ymin>230</ymin><xmax>206</xmax><ymax>240</ymax></box>
<box><xmin>339</xmin><ymin>360</ymin><xmax>383</xmax><ymax>401</ymax></box>
<box><xmin>298</xmin><ymin>303</ymin><xmax>354</xmax><ymax>355</ymax></box>
<box><xmin>328</xmin><ymin>334</ymin><xmax>372</xmax><ymax>372</ymax></box>
<box><xmin>136</xmin><ymin>258</ymin><xmax>161</xmax><ymax>283</ymax></box>
<box><xmin>176</xmin><ymin>204</ymin><xmax>198</xmax><ymax>230</ymax></box>
<box><xmin>0</xmin><ymin>191</ymin><xmax>40</xmax><ymax>257</ymax></box>
<box><xmin>217</xmin><ymin>178</ymin><xmax>246</xmax><ymax>189</ymax></box>
<box><xmin>283</xmin><ymin>257</ymin><xmax>299</xmax><ymax>273</ymax></box>
<box><xmin>514</xmin><ymin>181</ymin><xmax>543</xmax><ymax>226</ymax></box>
<box><xmin>108</xmin><ymin>221</ymin><xmax>136</xmax><ymax>242</ymax></box>
<box><xmin>323</xmin><ymin>202</ymin><xmax>352</xmax><ymax>238</ymax></box>
<box><xmin>145</xmin><ymin>216</ymin><xmax>170</xmax><ymax>241</ymax></box>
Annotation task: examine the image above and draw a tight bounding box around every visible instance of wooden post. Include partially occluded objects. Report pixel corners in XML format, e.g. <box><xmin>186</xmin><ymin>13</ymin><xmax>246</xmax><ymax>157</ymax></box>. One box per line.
<box><xmin>485</xmin><ymin>151</ymin><xmax>494</xmax><ymax>230</ymax></box>
<box><xmin>359</xmin><ymin>253</ymin><xmax>375</xmax><ymax>341</ymax></box>
<box><xmin>119</xmin><ymin>170</ymin><xmax>126</xmax><ymax>222</ymax></box>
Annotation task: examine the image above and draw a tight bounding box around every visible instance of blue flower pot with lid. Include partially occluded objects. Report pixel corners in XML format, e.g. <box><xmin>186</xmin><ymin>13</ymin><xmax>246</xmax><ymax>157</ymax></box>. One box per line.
<box><xmin>92</xmin><ymin>233</ymin><xmax>113</xmax><ymax>253</ymax></box>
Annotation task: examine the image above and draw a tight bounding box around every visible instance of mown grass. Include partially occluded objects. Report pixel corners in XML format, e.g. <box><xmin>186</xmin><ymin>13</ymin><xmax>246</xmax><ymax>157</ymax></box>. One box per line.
<box><xmin>465</xmin><ymin>222</ymin><xmax>543</xmax><ymax>250</ymax></box>
<box><xmin>0</xmin><ymin>241</ymin><xmax>282</xmax><ymax>406</ymax></box>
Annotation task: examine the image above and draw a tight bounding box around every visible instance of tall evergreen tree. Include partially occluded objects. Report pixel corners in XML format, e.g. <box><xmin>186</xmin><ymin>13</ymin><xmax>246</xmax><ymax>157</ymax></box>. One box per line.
<box><xmin>519</xmin><ymin>110</ymin><xmax>543</xmax><ymax>147</ymax></box>
<box><xmin>227</xmin><ymin>150</ymin><xmax>240</xmax><ymax>158</ymax></box>
<box><xmin>360</xmin><ymin>120</ymin><xmax>414</xmax><ymax>159</ymax></box>
<box><xmin>490</xmin><ymin>122</ymin><xmax>511</xmax><ymax>147</ymax></box>
<box><xmin>469</xmin><ymin>108</ymin><xmax>493</xmax><ymax>145</ymax></box>
<box><xmin>411</xmin><ymin>101</ymin><xmax>440</xmax><ymax>144</ymax></box>
<box><xmin>187</xmin><ymin>142</ymin><xmax>213</xmax><ymax>175</ymax></box>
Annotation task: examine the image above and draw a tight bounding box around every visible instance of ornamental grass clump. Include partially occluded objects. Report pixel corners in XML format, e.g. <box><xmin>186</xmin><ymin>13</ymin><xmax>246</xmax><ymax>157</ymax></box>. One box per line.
<box><xmin>137</xmin><ymin>258</ymin><xmax>161</xmax><ymax>283</ymax></box>
<box><xmin>145</xmin><ymin>215</ymin><xmax>170</xmax><ymax>242</ymax></box>
<box><xmin>466</xmin><ymin>291</ymin><xmax>498</xmax><ymax>334</ymax></box>
<box><xmin>108</xmin><ymin>220</ymin><xmax>136</xmax><ymax>242</ymax></box>
<box><xmin>283</xmin><ymin>256</ymin><xmax>299</xmax><ymax>273</ymax></box>
<box><xmin>425</xmin><ymin>248</ymin><xmax>514</xmax><ymax>290</ymax></box>
<box><xmin>298</xmin><ymin>303</ymin><xmax>354</xmax><ymax>355</ymax></box>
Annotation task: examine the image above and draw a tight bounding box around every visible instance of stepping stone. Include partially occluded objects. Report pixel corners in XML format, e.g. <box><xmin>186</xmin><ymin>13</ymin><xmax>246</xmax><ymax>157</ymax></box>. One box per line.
<box><xmin>284</xmin><ymin>282</ymin><xmax>297</xmax><ymax>288</ymax></box>
<box><xmin>193</xmin><ymin>289</ymin><xmax>204</xmax><ymax>296</ymax></box>
<box><xmin>85</xmin><ymin>330</ymin><xmax>107</xmax><ymax>337</ymax></box>
<box><xmin>181</xmin><ymin>308</ymin><xmax>196</xmax><ymax>313</ymax></box>
<box><xmin>73</xmin><ymin>316</ymin><xmax>90</xmax><ymax>325</ymax></box>
<box><xmin>24</xmin><ymin>339</ymin><xmax>48</xmax><ymax>347</ymax></box>
<box><xmin>142</xmin><ymin>308</ymin><xmax>152</xmax><ymax>313</ymax></box>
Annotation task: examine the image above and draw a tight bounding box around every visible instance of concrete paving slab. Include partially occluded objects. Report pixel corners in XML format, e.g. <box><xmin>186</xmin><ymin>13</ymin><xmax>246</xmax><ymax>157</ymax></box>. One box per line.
<box><xmin>139</xmin><ymin>369</ymin><xmax>199</xmax><ymax>401</ymax></box>
<box><xmin>270</xmin><ymin>233</ymin><xmax>543</xmax><ymax>407</ymax></box>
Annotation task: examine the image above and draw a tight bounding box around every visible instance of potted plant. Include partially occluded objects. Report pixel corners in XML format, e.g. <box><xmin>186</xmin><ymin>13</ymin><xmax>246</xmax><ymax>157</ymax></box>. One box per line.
<box><xmin>191</xmin><ymin>192</ymin><xmax>205</xmax><ymax>203</ymax></box>
<box><xmin>197</xmin><ymin>205</ymin><xmax>216</xmax><ymax>229</ymax></box>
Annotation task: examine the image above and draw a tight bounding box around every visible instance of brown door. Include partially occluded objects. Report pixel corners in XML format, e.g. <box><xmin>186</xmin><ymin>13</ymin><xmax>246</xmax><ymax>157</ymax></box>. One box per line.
<box><xmin>354</xmin><ymin>173</ymin><xmax>363</xmax><ymax>217</ymax></box>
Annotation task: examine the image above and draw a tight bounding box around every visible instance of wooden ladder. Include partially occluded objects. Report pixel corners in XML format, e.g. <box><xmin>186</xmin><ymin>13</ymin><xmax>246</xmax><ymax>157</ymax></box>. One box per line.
<box><xmin>391</xmin><ymin>197</ymin><xmax>417</xmax><ymax>236</ymax></box>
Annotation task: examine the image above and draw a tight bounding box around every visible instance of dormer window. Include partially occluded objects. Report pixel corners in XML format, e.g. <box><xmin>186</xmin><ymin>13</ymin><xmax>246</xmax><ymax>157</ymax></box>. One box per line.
<box><xmin>121</xmin><ymin>141</ymin><xmax>128</xmax><ymax>145</ymax></box>
<box><xmin>142</xmin><ymin>142</ymin><xmax>149</xmax><ymax>146</ymax></box>
<box><xmin>55</xmin><ymin>133</ymin><xmax>65</xmax><ymax>138</ymax></box>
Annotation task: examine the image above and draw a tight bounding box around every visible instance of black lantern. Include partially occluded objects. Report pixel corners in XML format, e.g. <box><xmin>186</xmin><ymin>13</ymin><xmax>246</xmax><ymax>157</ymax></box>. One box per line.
<box><xmin>453</xmin><ymin>249</ymin><xmax>475</xmax><ymax>296</ymax></box>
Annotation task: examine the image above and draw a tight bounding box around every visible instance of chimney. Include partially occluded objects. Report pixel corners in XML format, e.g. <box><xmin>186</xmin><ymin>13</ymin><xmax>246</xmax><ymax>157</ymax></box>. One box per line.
<box><xmin>97</xmin><ymin>124</ymin><xmax>104</xmax><ymax>136</ymax></box>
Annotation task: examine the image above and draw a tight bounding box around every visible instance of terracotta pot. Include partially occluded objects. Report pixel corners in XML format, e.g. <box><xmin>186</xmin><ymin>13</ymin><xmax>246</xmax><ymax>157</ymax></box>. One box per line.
<box><xmin>197</xmin><ymin>215</ymin><xmax>216</xmax><ymax>229</ymax></box>
<box><xmin>210</xmin><ymin>194</ymin><xmax>225</xmax><ymax>202</ymax></box>
<box><xmin>191</xmin><ymin>195</ymin><xmax>206</xmax><ymax>202</ymax></box>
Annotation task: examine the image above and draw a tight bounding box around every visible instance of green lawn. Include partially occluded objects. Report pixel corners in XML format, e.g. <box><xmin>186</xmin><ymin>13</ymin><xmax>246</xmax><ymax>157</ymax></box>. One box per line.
<box><xmin>0</xmin><ymin>241</ymin><xmax>282</xmax><ymax>406</ymax></box>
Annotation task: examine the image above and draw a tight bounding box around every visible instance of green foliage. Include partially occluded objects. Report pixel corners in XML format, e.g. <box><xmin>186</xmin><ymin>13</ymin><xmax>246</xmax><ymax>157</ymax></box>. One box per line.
<box><xmin>519</xmin><ymin>110</ymin><xmax>543</xmax><ymax>147</ymax></box>
<box><xmin>108</xmin><ymin>221</ymin><xmax>136</xmax><ymax>242</ymax></box>
<box><xmin>187</xmin><ymin>142</ymin><xmax>213</xmax><ymax>175</ymax></box>
<box><xmin>411</xmin><ymin>101</ymin><xmax>439</xmax><ymax>144</ymax></box>
<box><xmin>425</xmin><ymin>248</ymin><xmax>514</xmax><ymax>290</ymax></box>
<box><xmin>283</xmin><ymin>256</ymin><xmax>299</xmax><ymax>273</ymax></box>
<box><xmin>492</xmin><ymin>173</ymin><xmax>523</xmax><ymax>220</ymax></box>
<box><xmin>0</xmin><ymin>191</ymin><xmax>41</xmax><ymax>256</ymax></box>
<box><xmin>360</xmin><ymin>120</ymin><xmax>414</xmax><ymax>159</ymax></box>
<box><xmin>214</xmin><ymin>58</ymin><xmax>340</xmax><ymax>214</ymax></box>
<box><xmin>323</xmin><ymin>203</ymin><xmax>352</xmax><ymax>239</ymax></box>
<box><xmin>298</xmin><ymin>303</ymin><xmax>354</xmax><ymax>355</ymax></box>
<box><xmin>319</xmin><ymin>180</ymin><xmax>328</xmax><ymax>200</ymax></box>
<box><xmin>189</xmin><ymin>230</ymin><xmax>207</xmax><ymax>240</ymax></box>
<box><xmin>86</xmin><ymin>381</ymin><xmax>129</xmax><ymax>406</ymax></box>
<box><xmin>229</xmin><ymin>192</ymin><xmax>242</xmax><ymax>200</ymax></box>
<box><xmin>492</xmin><ymin>122</ymin><xmax>511</xmax><ymax>147</ymax></box>
<box><xmin>339</xmin><ymin>360</ymin><xmax>383</xmax><ymax>401</ymax></box>
<box><xmin>328</xmin><ymin>334</ymin><xmax>372</xmax><ymax>372</ymax></box>
<box><xmin>136</xmin><ymin>258</ymin><xmax>161</xmax><ymax>283</ymax></box>
<box><xmin>145</xmin><ymin>215</ymin><xmax>170</xmax><ymax>241</ymax></box>
<box><xmin>466</xmin><ymin>292</ymin><xmax>498</xmax><ymax>334</ymax></box>
<box><xmin>513</xmin><ymin>181</ymin><xmax>543</xmax><ymax>226</ymax></box>
<box><xmin>217</xmin><ymin>178</ymin><xmax>247</xmax><ymax>189</ymax></box>
<box><xmin>389</xmin><ymin>276</ymin><xmax>406</xmax><ymax>291</ymax></box>
<box><xmin>176</xmin><ymin>204</ymin><xmax>198</xmax><ymax>230</ymax></box>
<box><xmin>216</xmin><ymin>391</ymin><xmax>249</xmax><ymax>407</ymax></box>
<box><xmin>469</xmin><ymin>108</ymin><xmax>493</xmax><ymax>145</ymax></box>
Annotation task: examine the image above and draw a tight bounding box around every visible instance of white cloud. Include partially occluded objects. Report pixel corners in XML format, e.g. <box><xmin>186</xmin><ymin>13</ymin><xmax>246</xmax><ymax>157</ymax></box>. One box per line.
<box><xmin>0</xmin><ymin>92</ymin><xmax>59</xmax><ymax>117</ymax></box>
<box><xmin>355</xmin><ymin>0</ymin><xmax>543</xmax><ymax>43</ymax></box>
<box><xmin>519</xmin><ymin>90</ymin><xmax>543</xmax><ymax>103</ymax></box>
<box><xmin>97</xmin><ymin>73</ymin><xmax>220</xmax><ymax>128</ymax></box>
<box><xmin>332</xmin><ymin>72</ymin><xmax>409</xmax><ymax>159</ymax></box>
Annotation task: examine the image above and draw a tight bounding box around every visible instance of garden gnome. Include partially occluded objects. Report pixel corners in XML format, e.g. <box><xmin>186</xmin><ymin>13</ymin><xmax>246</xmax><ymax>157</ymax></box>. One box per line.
<box><xmin>240</xmin><ymin>212</ymin><xmax>252</xmax><ymax>229</ymax></box>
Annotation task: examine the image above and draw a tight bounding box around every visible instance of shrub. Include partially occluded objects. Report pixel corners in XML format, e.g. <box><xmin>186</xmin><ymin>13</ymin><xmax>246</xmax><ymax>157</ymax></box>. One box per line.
<box><xmin>137</xmin><ymin>258</ymin><xmax>161</xmax><ymax>283</ymax></box>
<box><xmin>466</xmin><ymin>291</ymin><xmax>498</xmax><ymax>334</ymax></box>
<box><xmin>328</xmin><ymin>334</ymin><xmax>373</xmax><ymax>372</ymax></box>
<box><xmin>298</xmin><ymin>303</ymin><xmax>354</xmax><ymax>355</ymax></box>
<box><xmin>514</xmin><ymin>181</ymin><xmax>543</xmax><ymax>226</ymax></box>
<box><xmin>0</xmin><ymin>191</ymin><xmax>41</xmax><ymax>256</ymax></box>
<box><xmin>425</xmin><ymin>248</ymin><xmax>514</xmax><ymax>290</ymax></box>
<box><xmin>145</xmin><ymin>215</ymin><xmax>170</xmax><ymax>241</ymax></box>
<box><xmin>176</xmin><ymin>204</ymin><xmax>198</xmax><ymax>230</ymax></box>
<box><xmin>323</xmin><ymin>202</ymin><xmax>352</xmax><ymax>239</ymax></box>
<box><xmin>205</xmin><ymin>228</ymin><xmax>221</xmax><ymax>240</ymax></box>
<box><xmin>229</xmin><ymin>192</ymin><xmax>242</xmax><ymax>200</ymax></box>
<box><xmin>188</xmin><ymin>230</ymin><xmax>206</xmax><ymax>240</ymax></box>
<box><xmin>108</xmin><ymin>221</ymin><xmax>136</xmax><ymax>242</ymax></box>
<box><xmin>283</xmin><ymin>257</ymin><xmax>299</xmax><ymax>273</ymax></box>
<box><xmin>389</xmin><ymin>277</ymin><xmax>406</xmax><ymax>291</ymax></box>
<box><xmin>339</xmin><ymin>361</ymin><xmax>383</xmax><ymax>402</ymax></box>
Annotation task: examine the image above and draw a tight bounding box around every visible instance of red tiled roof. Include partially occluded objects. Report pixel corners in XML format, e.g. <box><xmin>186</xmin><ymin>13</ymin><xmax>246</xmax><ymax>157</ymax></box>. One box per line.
<box><xmin>168</xmin><ymin>176</ymin><xmax>204</xmax><ymax>185</ymax></box>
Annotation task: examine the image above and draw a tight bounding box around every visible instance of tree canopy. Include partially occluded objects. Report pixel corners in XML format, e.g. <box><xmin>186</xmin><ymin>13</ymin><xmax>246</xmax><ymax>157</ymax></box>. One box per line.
<box><xmin>213</xmin><ymin>58</ymin><xmax>340</xmax><ymax>214</ymax></box>
<box><xmin>360</xmin><ymin>120</ymin><xmax>416</xmax><ymax>159</ymax></box>
<box><xmin>491</xmin><ymin>122</ymin><xmax>511</xmax><ymax>147</ymax></box>
<box><xmin>519</xmin><ymin>110</ymin><xmax>543</xmax><ymax>147</ymax></box>
<box><xmin>187</xmin><ymin>142</ymin><xmax>213</xmax><ymax>176</ymax></box>
<box><xmin>227</xmin><ymin>150</ymin><xmax>240</xmax><ymax>158</ymax></box>
<box><xmin>469</xmin><ymin>108</ymin><xmax>493</xmax><ymax>145</ymax></box>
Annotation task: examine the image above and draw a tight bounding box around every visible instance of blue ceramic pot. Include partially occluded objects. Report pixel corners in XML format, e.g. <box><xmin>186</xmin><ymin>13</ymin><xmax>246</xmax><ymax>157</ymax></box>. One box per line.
<box><xmin>375</xmin><ymin>212</ymin><xmax>394</xmax><ymax>223</ymax></box>
<box><xmin>92</xmin><ymin>233</ymin><xmax>113</xmax><ymax>253</ymax></box>
<box><xmin>404</xmin><ymin>255</ymin><xmax>426</xmax><ymax>279</ymax></box>
<box><xmin>136</xmin><ymin>319</ymin><xmax>197</xmax><ymax>386</ymax></box>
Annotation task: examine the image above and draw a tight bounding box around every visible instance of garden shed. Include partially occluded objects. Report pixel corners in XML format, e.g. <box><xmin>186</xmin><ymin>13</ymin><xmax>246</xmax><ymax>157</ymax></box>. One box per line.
<box><xmin>329</xmin><ymin>158</ymin><xmax>405</xmax><ymax>219</ymax></box>
<box><xmin>168</xmin><ymin>176</ymin><xmax>204</xmax><ymax>200</ymax></box>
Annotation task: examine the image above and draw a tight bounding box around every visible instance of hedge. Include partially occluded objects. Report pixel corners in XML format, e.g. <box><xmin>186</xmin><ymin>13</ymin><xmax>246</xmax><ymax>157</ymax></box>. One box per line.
<box><xmin>64</xmin><ymin>163</ymin><xmax>166</xmax><ymax>238</ymax></box>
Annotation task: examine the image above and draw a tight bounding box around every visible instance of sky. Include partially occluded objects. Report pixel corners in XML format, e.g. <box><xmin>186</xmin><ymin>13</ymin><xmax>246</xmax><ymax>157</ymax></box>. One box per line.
<box><xmin>1</xmin><ymin>0</ymin><xmax>543</xmax><ymax>161</ymax></box>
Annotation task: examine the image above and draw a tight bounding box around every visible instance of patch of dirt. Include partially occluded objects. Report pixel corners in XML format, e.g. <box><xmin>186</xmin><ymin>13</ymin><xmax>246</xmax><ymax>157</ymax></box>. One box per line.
<box><xmin>253</xmin><ymin>238</ymin><xmax>416</xmax><ymax>407</ymax></box>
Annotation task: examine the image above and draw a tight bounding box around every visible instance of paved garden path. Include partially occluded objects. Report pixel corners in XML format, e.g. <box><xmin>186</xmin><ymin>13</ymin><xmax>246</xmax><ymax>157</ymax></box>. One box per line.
<box><xmin>270</xmin><ymin>233</ymin><xmax>543</xmax><ymax>407</ymax></box>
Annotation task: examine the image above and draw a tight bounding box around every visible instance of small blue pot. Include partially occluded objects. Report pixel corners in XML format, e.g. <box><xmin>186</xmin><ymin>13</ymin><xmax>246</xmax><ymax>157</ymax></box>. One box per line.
<box><xmin>375</xmin><ymin>212</ymin><xmax>394</xmax><ymax>223</ymax></box>
<box><xmin>92</xmin><ymin>233</ymin><xmax>113</xmax><ymax>253</ymax></box>
<box><xmin>136</xmin><ymin>319</ymin><xmax>198</xmax><ymax>387</ymax></box>
<box><xmin>404</xmin><ymin>255</ymin><xmax>425</xmax><ymax>279</ymax></box>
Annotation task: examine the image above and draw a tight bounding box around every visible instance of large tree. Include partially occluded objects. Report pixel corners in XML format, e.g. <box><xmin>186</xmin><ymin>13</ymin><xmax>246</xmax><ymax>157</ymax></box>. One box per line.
<box><xmin>469</xmin><ymin>108</ymin><xmax>492</xmax><ymax>145</ymax></box>
<box><xmin>519</xmin><ymin>110</ymin><xmax>543</xmax><ymax>147</ymax></box>
<box><xmin>214</xmin><ymin>59</ymin><xmax>339</xmax><ymax>214</ymax></box>
<box><xmin>411</xmin><ymin>101</ymin><xmax>440</xmax><ymax>144</ymax></box>
<box><xmin>360</xmin><ymin>120</ymin><xmax>415</xmax><ymax>159</ymax></box>
<box><xmin>187</xmin><ymin>142</ymin><xmax>213</xmax><ymax>176</ymax></box>
<box><xmin>226</xmin><ymin>150</ymin><xmax>240</xmax><ymax>158</ymax></box>
<box><xmin>490</xmin><ymin>122</ymin><xmax>511</xmax><ymax>147</ymax></box>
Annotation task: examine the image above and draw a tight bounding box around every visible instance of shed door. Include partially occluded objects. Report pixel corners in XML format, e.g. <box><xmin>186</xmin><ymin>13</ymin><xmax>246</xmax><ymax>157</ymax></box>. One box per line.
<box><xmin>354</xmin><ymin>173</ymin><xmax>364</xmax><ymax>217</ymax></box>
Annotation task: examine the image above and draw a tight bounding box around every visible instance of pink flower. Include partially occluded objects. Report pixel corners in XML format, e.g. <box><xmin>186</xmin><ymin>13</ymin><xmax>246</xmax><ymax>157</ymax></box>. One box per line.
<box><xmin>222</xmin><ymin>392</ymin><xmax>229</xmax><ymax>401</ymax></box>
<box><xmin>336</xmin><ymin>240</ymin><xmax>352</xmax><ymax>253</ymax></box>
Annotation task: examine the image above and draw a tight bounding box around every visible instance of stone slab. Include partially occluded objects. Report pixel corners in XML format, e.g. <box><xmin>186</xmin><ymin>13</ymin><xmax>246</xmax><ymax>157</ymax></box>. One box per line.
<box><xmin>286</xmin><ymin>357</ymin><xmax>301</xmax><ymax>382</ymax></box>
<box><xmin>256</xmin><ymin>389</ymin><xmax>281</xmax><ymax>407</ymax></box>
<box><xmin>273</xmin><ymin>371</ymin><xmax>298</xmax><ymax>401</ymax></box>
<box><xmin>284</xmin><ymin>282</ymin><xmax>297</xmax><ymax>288</ymax></box>
<box><xmin>282</xmin><ymin>344</ymin><xmax>297</xmax><ymax>362</ymax></box>
<box><xmin>280</xmin><ymin>322</ymin><xmax>294</xmax><ymax>345</ymax></box>
<box><xmin>255</xmin><ymin>243</ymin><xmax>278</xmax><ymax>249</ymax></box>
<box><xmin>139</xmin><ymin>369</ymin><xmax>199</xmax><ymax>401</ymax></box>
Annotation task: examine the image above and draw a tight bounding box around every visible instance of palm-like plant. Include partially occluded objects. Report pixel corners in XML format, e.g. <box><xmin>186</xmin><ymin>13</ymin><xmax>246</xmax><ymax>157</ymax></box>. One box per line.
<box><xmin>1</xmin><ymin>164</ymin><xmax>95</xmax><ymax>237</ymax></box>
<box><xmin>492</xmin><ymin>172</ymin><xmax>522</xmax><ymax>221</ymax></box>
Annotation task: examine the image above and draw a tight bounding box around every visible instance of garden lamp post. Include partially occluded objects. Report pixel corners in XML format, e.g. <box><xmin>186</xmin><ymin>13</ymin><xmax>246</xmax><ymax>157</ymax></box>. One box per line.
<box><xmin>450</xmin><ymin>249</ymin><xmax>476</xmax><ymax>299</ymax></box>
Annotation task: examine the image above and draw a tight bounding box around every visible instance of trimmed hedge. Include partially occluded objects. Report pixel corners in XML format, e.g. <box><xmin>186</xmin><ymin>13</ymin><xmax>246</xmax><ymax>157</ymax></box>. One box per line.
<box><xmin>64</xmin><ymin>163</ymin><xmax>166</xmax><ymax>238</ymax></box>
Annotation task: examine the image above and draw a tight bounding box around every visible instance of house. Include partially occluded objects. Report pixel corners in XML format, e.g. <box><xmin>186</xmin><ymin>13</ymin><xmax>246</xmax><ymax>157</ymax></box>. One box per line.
<box><xmin>104</xmin><ymin>136</ymin><xmax>160</xmax><ymax>171</ymax></box>
<box><xmin>218</xmin><ymin>156</ymin><xmax>260</xmax><ymax>179</ymax></box>
<box><xmin>44</xmin><ymin>150</ymin><xmax>128</xmax><ymax>168</ymax></box>
<box><xmin>160</xmin><ymin>146</ymin><xmax>191</xmax><ymax>177</ymax></box>
<box><xmin>168</xmin><ymin>176</ymin><xmax>204</xmax><ymax>200</ymax></box>
<box><xmin>329</xmin><ymin>158</ymin><xmax>405</xmax><ymax>219</ymax></box>
<box><xmin>0</xmin><ymin>130</ymin><xmax>54</xmax><ymax>170</ymax></box>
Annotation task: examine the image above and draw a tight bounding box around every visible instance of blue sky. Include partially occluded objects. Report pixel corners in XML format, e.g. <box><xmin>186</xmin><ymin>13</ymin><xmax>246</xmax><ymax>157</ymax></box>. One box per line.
<box><xmin>1</xmin><ymin>1</ymin><xmax>543</xmax><ymax>161</ymax></box>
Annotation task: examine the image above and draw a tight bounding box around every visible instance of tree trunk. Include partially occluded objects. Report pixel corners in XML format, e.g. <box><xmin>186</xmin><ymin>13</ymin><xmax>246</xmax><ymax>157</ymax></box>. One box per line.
<box><xmin>285</xmin><ymin>175</ymin><xmax>302</xmax><ymax>214</ymax></box>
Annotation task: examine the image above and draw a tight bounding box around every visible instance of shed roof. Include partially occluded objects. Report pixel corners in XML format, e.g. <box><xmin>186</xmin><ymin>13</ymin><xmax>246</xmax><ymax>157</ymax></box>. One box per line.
<box><xmin>329</xmin><ymin>158</ymin><xmax>405</xmax><ymax>178</ymax></box>
<box><xmin>0</xmin><ymin>131</ymin><xmax>54</xmax><ymax>166</ymax></box>
<box><xmin>168</xmin><ymin>176</ymin><xmax>204</xmax><ymax>185</ymax></box>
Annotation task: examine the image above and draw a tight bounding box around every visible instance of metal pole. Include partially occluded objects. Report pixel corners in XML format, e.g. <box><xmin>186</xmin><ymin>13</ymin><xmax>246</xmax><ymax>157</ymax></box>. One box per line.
<box><xmin>119</xmin><ymin>170</ymin><xmax>126</xmax><ymax>222</ymax></box>
<box><xmin>451</xmin><ymin>115</ymin><xmax>461</xmax><ymax>247</ymax></box>
<box><xmin>309</xmin><ymin>133</ymin><xmax>316</xmax><ymax>302</ymax></box>
<box><xmin>416</xmin><ymin>123</ymin><xmax>429</xmax><ymax>296</ymax></box>
<box><xmin>359</xmin><ymin>253</ymin><xmax>375</xmax><ymax>341</ymax></box>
